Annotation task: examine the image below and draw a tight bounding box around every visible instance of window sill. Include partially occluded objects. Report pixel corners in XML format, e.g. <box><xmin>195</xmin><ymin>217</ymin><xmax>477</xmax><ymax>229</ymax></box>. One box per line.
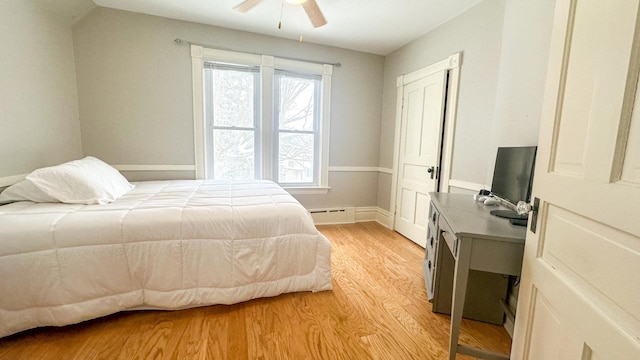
<box><xmin>283</xmin><ymin>186</ymin><xmax>331</xmax><ymax>195</ymax></box>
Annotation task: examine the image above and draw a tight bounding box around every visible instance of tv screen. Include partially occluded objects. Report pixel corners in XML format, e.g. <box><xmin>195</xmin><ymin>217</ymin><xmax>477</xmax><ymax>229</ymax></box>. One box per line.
<box><xmin>490</xmin><ymin>146</ymin><xmax>537</xmax><ymax>206</ymax></box>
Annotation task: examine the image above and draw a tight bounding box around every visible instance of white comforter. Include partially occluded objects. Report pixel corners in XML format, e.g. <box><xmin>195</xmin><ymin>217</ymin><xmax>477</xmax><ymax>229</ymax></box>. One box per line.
<box><xmin>0</xmin><ymin>180</ymin><xmax>332</xmax><ymax>338</ymax></box>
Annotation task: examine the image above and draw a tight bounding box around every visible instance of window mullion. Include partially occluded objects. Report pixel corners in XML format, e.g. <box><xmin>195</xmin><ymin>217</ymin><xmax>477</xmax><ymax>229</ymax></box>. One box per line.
<box><xmin>204</xmin><ymin>68</ymin><xmax>214</xmax><ymax>179</ymax></box>
<box><xmin>261</xmin><ymin>55</ymin><xmax>275</xmax><ymax>181</ymax></box>
<box><xmin>313</xmin><ymin>78</ymin><xmax>321</xmax><ymax>185</ymax></box>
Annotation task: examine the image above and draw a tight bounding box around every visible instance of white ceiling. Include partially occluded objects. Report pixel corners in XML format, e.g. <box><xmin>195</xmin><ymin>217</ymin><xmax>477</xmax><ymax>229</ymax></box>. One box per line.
<box><xmin>88</xmin><ymin>0</ymin><xmax>482</xmax><ymax>55</ymax></box>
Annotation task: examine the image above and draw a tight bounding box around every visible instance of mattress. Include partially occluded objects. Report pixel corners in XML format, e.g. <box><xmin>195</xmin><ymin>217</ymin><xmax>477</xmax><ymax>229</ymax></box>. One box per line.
<box><xmin>0</xmin><ymin>180</ymin><xmax>332</xmax><ymax>338</ymax></box>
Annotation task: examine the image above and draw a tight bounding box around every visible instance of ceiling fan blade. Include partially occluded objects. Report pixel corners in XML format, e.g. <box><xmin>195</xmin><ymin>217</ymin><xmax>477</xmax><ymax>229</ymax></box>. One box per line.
<box><xmin>301</xmin><ymin>0</ymin><xmax>327</xmax><ymax>28</ymax></box>
<box><xmin>233</xmin><ymin>0</ymin><xmax>263</xmax><ymax>13</ymax></box>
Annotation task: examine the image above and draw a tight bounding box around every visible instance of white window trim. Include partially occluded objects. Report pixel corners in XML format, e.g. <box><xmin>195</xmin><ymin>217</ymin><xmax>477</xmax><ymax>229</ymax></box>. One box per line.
<box><xmin>191</xmin><ymin>45</ymin><xmax>332</xmax><ymax>194</ymax></box>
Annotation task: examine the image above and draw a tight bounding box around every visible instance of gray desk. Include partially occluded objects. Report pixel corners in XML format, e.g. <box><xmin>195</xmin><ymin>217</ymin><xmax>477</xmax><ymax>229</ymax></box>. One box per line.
<box><xmin>427</xmin><ymin>193</ymin><xmax>526</xmax><ymax>360</ymax></box>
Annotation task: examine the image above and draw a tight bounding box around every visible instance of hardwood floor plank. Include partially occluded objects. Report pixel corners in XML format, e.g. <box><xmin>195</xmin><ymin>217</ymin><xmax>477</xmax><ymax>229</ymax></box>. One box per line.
<box><xmin>0</xmin><ymin>222</ymin><xmax>512</xmax><ymax>359</ymax></box>
<box><xmin>173</xmin><ymin>309</ymin><xmax>208</xmax><ymax>360</ymax></box>
<box><xmin>115</xmin><ymin>311</ymin><xmax>187</xmax><ymax>360</ymax></box>
<box><xmin>72</xmin><ymin>312</ymin><xmax>145</xmax><ymax>360</ymax></box>
<box><xmin>289</xmin><ymin>290</ymin><xmax>373</xmax><ymax>360</ymax></box>
<box><xmin>328</xmin><ymin>229</ymin><xmax>444</xmax><ymax>359</ymax></box>
<box><xmin>244</xmin><ymin>295</ymin><xmax>297</xmax><ymax>359</ymax></box>
<box><xmin>203</xmin><ymin>306</ymin><xmax>236</xmax><ymax>360</ymax></box>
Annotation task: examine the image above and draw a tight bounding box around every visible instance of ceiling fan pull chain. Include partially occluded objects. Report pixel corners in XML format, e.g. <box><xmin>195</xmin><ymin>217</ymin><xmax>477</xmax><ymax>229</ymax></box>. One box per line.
<box><xmin>278</xmin><ymin>0</ymin><xmax>284</xmax><ymax>29</ymax></box>
<box><xmin>299</xmin><ymin>6</ymin><xmax>304</xmax><ymax>42</ymax></box>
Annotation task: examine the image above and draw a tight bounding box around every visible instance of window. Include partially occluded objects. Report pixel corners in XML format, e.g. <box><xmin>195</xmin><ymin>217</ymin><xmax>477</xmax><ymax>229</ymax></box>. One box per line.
<box><xmin>274</xmin><ymin>71</ymin><xmax>321</xmax><ymax>185</ymax></box>
<box><xmin>191</xmin><ymin>47</ymin><xmax>332</xmax><ymax>193</ymax></box>
<box><xmin>204</xmin><ymin>63</ymin><xmax>259</xmax><ymax>180</ymax></box>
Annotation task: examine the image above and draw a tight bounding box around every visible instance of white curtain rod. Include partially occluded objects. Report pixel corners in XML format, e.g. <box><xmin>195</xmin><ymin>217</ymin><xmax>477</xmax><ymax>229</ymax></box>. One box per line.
<box><xmin>174</xmin><ymin>38</ymin><xmax>341</xmax><ymax>67</ymax></box>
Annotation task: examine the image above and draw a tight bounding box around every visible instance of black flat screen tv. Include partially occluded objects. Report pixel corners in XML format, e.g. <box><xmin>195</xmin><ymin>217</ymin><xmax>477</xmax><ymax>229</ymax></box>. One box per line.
<box><xmin>489</xmin><ymin>146</ymin><xmax>537</xmax><ymax>219</ymax></box>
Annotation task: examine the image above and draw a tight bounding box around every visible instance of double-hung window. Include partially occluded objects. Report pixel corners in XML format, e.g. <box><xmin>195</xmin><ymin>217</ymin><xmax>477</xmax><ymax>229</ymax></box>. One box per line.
<box><xmin>274</xmin><ymin>70</ymin><xmax>321</xmax><ymax>185</ymax></box>
<box><xmin>192</xmin><ymin>46</ymin><xmax>332</xmax><ymax>193</ymax></box>
<box><xmin>204</xmin><ymin>63</ymin><xmax>260</xmax><ymax>180</ymax></box>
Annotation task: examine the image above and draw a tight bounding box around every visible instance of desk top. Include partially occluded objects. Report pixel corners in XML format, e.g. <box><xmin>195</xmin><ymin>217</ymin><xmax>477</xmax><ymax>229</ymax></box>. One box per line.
<box><xmin>430</xmin><ymin>192</ymin><xmax>526</xmax><ymax>243</ymax></box>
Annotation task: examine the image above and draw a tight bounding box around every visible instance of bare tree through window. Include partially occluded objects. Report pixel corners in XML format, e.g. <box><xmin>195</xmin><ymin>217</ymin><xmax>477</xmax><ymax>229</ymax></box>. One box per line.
<box><xmin>276</xmin><ymin>72</ymin><xmax>320</xmax><ymax>184</ymax></box>
<box><xmin>204</xmin><ymin>63</ymin><xmax>321</xmax><ymax>185</ymax></box>
<box><xmin>207</xmin><ymin>65</ymin><xmax>258</xmax><ymax>180</ymax></box>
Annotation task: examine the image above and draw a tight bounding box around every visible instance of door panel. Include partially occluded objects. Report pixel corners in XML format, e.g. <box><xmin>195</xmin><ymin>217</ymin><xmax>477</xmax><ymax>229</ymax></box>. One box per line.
<box><xmin>512</xmin><ymin>0</ymin><xmax>640</xmax><ymax>358</ymax></box>
<box><xmin>399</xmin><ymin>189</ymin><xmax>416</xmax><ymax>223</ymax></box>
<box><xmin>526</xmin><ymin>292</ymin><xmax>561</xmax><ymax>360</ymax></box>
<box><xmin>402</xmin><ymin>163</ymin><xmax>430</xmax><ymax>184</ymax></box>
<box><xmin>394</xmin><ymin>71</ymin><xmax>447</xmax><ymax>247</ymax></box>
<box><xmin>541</xmin><ymin>205</ymin><xmax>640</xmax><ymax>321</ymax></box>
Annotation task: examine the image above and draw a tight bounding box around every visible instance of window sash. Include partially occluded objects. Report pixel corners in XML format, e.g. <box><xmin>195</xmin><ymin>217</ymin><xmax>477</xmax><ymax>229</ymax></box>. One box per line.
<box><xmin>204</xmin><ymin>64</ymin><xmax>260</xmax><ymax>180</ymax></box>
<box><xmin>274</xmin><ymin>71</ymin><xmax>321</xmax><ymax>186</ymax></box>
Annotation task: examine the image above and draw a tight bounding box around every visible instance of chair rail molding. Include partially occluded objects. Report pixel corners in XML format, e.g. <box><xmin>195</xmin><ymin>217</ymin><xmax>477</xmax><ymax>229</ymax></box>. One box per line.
<box><xmin>447</xmin><ymin>179</ymin><xmax>488</xmax><ymax>192</ymax></box>
<box><xmin>112</xmin><ymin>165</ymin><xmax>196</xmax><ymax>171</ymax></box>
<box><xmin>328</xmin><ymin>166</ymin><xmax>392</xmax><ymax>174</ymax></box>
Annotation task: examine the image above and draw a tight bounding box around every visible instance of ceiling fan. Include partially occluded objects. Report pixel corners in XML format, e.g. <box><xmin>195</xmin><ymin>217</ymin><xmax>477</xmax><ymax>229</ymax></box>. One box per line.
<box><xmin>234</xmin><ymin>0</ymin><xmax>327</xmax><ymax>28</ymax></box>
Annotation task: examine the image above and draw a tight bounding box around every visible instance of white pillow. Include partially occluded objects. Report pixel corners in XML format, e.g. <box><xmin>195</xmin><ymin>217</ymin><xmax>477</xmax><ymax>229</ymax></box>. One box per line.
<box><xmin>26</xmin><ymin>156</ymin><xmax>135</xmax><ymax>205</ymax></box>
<box><xmin>0</xmin><ymin>179</ymin><xmax>60</xmax><ymax>204</ymax></box>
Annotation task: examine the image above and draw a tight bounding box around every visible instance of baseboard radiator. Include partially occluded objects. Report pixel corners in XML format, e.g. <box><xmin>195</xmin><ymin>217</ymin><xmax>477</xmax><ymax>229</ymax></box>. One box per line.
<box><xmin>309</xmin><ymin>207</ymin><xmax>356</xmax><ymax>225</ymax></box>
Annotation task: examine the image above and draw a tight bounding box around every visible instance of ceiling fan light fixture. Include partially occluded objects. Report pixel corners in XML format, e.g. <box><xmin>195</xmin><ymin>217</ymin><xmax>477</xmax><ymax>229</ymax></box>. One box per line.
<box><xmin>234</xmin><ymin>0</ymin><xmax>325</xmax><ymax>28</ymax></box>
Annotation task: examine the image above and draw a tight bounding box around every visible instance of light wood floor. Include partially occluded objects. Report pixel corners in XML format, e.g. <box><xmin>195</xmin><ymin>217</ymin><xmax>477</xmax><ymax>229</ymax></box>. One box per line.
<box><xmin>0</xmin><ymin>222</ymin><xmax>511</xmax><ymax>359</ymax></box>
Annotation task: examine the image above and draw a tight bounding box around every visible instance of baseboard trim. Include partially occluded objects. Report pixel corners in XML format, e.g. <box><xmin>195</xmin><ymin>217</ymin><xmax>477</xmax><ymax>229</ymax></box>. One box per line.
<box><xmin>311</xmin><ymin>206</ymin><xmax>393</xmax><ymax>229</ymax></box>
<box><xmin>373</xmin><ymin>208</ymin><xmax>394</xmax><ymax>229</ymax></box>
<box><xmin>328</xmin><ymin>166</ymin><xmax>393</xmax><ymax>174</ymax></box>
<box><xmin>355</xmin><ymin>207</ymin><xmax>377</xmax><ymax>222</ymax></box>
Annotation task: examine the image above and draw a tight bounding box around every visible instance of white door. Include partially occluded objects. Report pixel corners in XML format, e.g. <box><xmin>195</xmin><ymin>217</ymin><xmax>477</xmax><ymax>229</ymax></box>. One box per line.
<box><xmin>394</xmin><ymin>71</ymin><xmax>447</xmax><ymax>247</ymax></box>
<box><xmin>511</xmin><ymin>0</ymin><xmax>640</xmax><ymax>359</ymax></box>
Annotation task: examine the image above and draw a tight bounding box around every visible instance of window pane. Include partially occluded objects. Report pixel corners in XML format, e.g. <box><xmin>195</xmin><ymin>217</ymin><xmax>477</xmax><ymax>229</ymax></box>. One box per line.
<box><xmin>277</xmin><ymin>74</ymin><xmax>316</xmax><ymax>131</ymax></box>
<box><xmin>278</xmin><ymin>133</ymin><xmax>314</xmax><ymax>183</ymax></box>
<box><xmin>213</xmin><ymin>129</ymin><xmax>255</xmax><ymax>180</ymax></box>
<box><xmin>212</xmin><ymin>69</ymin><xmax>256</xmax><ymax>128</ymax></box>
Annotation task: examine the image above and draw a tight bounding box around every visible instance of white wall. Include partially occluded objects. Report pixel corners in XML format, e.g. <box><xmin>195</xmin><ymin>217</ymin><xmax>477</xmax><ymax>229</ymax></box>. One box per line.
<box><xmin>0</xmin><ymin>0</ymin><xmax>85</xmax><ymax>180</ymax></box>
<box><xmin>72</xmin><ymin>7</ymin><xmax>384</xmax><ymax>209</ymax></box>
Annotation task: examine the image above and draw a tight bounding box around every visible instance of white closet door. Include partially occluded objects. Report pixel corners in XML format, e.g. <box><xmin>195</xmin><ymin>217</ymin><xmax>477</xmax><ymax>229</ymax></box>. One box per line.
<box><xmin>394</xmin><ymin>70</ymin><xmax>446</xmax><ymax>247</ymax></box>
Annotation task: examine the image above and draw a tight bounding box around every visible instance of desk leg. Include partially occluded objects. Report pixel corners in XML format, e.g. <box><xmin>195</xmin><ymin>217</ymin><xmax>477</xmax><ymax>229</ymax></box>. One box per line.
<box><xmin>448</xmin><ymin>238</ymin><xmax>472</xmax><ymax>360</ymax></box>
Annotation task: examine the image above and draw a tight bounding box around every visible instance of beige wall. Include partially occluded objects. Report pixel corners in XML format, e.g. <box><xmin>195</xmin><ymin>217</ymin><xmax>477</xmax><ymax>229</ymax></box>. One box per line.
<box><xmin>377</xmin><ymin>0</ymin><xmax>554</xmax><ymax>211</ymax></box>
<box><xmin>72</xmin><ymin>7</ymin><xmax>385</xmax><ymax>209</ymax></box>
<box><xmin>0</xmin><ymin>0</ymin><xmax>84</xmax><ymax>179</ymax></box>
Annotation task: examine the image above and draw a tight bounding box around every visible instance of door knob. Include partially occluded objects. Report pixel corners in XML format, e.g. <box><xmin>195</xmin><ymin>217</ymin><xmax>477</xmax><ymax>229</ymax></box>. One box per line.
<box><xmin>427</xmin><ymin>166</ymin><xmax>436</xmax><ymax>179</ymax></box>
<box><xmin>517</xmin><ymin>197</ymin><xmax>540</xmax><ymax>233</ymax></box>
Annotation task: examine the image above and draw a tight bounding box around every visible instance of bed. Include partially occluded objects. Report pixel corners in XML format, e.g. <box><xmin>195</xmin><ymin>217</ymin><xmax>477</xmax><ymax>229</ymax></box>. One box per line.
<box><xmin>0</xmin><ymin>159</ymin><xmax>332</xmax><ymax>338</ymax></box>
